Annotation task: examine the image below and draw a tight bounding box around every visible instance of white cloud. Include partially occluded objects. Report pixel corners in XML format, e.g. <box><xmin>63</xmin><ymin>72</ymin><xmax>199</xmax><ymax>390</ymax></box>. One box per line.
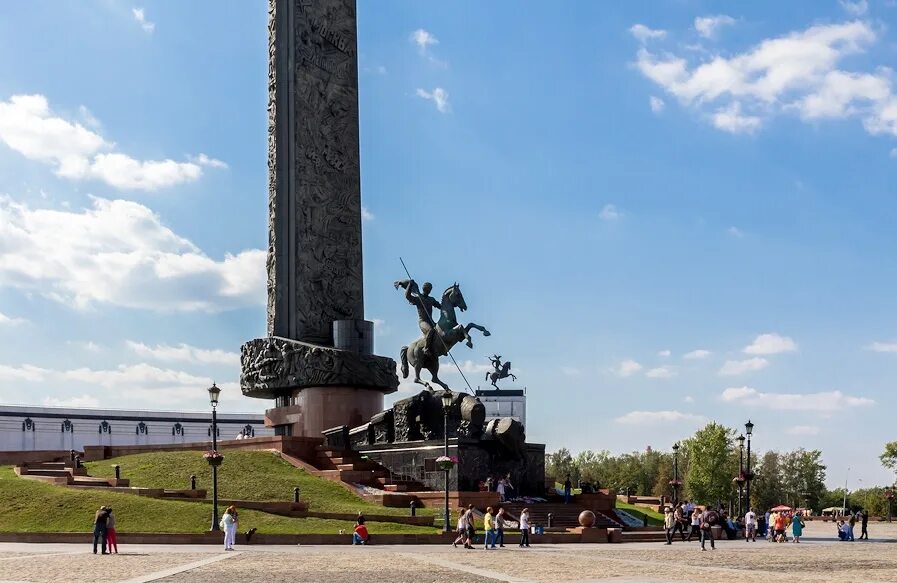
<box><xmin>560</xmin><ymin>366</ymin><xmax>581</xmax><ymax>376</ymax></box>
<box><xmin>634</xmin><ymin>21</ymin><xmax>897</xmax><ymax>139</ymax></box>
<box><xmin>658</xmin><ymin>350</ymin><xmax>671</xmax><ymax>358</ymax></box>
<box><xmin>787</xmin><ymin>425</ymin><xmax>821</xmax><ymax>436</ymax></box>
<box><xmin>694</xmin><ymin>15</ymin><xmax>736</xmax><ymax>39</ymax></box>
<box><xmin>629</xmin><ymin>24</ymin><xmax>667</xmax><ymax>43</ymax></box>
<box><xmin>683</xmin><ymin>349</ymin><xmax>712</xmax><ymax>360</ymax></box>
<box><xmin>78</xmin><ymin>106</ymin><xmax>100</xmax><ymax>129</ymax></box>
<box><xmin>718</xmin><ymin>357</ymin><xmax>769</xmax><ymax>376</ymax></box>
<box><xmin>410</xmin><ymin>28</ymin><xmax>438</xmax><ymax>52</ymax></box>
<box><xmin>0</xmin><ymin>94</ymin><xmax>222</xmax><ymax>191</ymax></box>
<box><xmin>867</xmin><ymin>341</ymin><xmax>897</xmax><ymax>352</ymax></box>
<box><xmin>125</xmin><ymin>341</ymin><xmax>239</xmax><ymax>366</ymax></box>
<box><xmin>646</xmin><ymin>366</ymin><xmax>676</xmax><ymax>379</ymax></box>
<box><xmin>839</xmin><ymin>0</ymin><xmax>869</xmax><ymax>16</ymax></box>
<box><xmin>0</xmin><ymin>196</ymin><xmax>265</xmax><ymax>311</ymax></box>
<box><xmin>371</xmin><ymin>318</ymin><xmax>390</xmax><ymax>338</ymax></box>
<box><xmin>721</xmin><ymin>386</ymin><xmax>874</xmax><ymax>411</ymax></box>
<box><xmin>614</xmin><ymin>359</ymin><xmax>642</xmax><ymax>377</ymax></box>
<box><xmin>442</xmin><ymin>360</ymin><xmax>491</xmax><ymax>376</ymax></box>
<box><xmin>361</xmin><ymin>206</ymin><xmax>375</xmax><ymax>221</ymax></box>
<box><xmin>42</xmin><ymin>394</ymin><xmax>100</xmax><ymax>408</ymax></box>
<box><xmin>650</xmin><ymin>96</ymin><xmax>665</xmax><ymax>113</ymax></box>
<box><xmin>0</xmin><ymin>312</ymin><xmax>26</xmax><ymax>326</ymax></box>
<box><xmin>416</xmin><ymin>88</ymin><xmax>450</xmax><ymax>113</ymax></box>
<box><xmin>189</xmin><ymin>153</ymin><xmax>228</xmax><ymax>169</ymax></box>
<box><xmin>132</xmin><ymin>7</ymin><xmax>155</xmax><ymax>33</ymax></box>
<box><xmin>614</xmin><ymin>410</ymin><xmax>706</xmax><ymax>425</ymax></box>
<box><xmin>727</xmin><ymin>226</ymin><xmax>744</xmax><ymax>237</ymax></box>
<box><xmin>0</xmin><ymin>364</ymin><xmax>48</xmax><ymax>382</ymax></box>
<box><xmin>599</xmin><ymin>204</ymin><xmax>622</xmax><ymax>221</ymax></box>
<box><xmin>684</xmin><ymin>395</ymin><xmax>695</xmax><ymax>403</ymax></box>
<box><xmin>712</xmin><ymin>102</ymin><xmax>762</xmax><ymax>134</ymax></box>
<box><xmin>744</xmin><ymin>333</ymin><xmax>797</xmax><ymax>355</ymax></box>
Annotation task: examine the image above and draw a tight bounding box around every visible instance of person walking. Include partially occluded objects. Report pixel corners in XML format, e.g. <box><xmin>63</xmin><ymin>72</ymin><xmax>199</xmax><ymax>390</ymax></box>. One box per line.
<box><xmin>664</xmin><ymin>507</ymin><xmax>676</xmax><ymax>545</ymax></box>
<box><xmin>672</xmin><ymin>504</ymin><xmax>687</xmax><ymax>541</ymax></box>
<box><xmin>221</xmin><ymin>505</ymin><xmax>238</xmax><ymax>550</ymax></box>
<box><xmin>848</xmin><ymin>511</ymin><xmax>856</xmax><ymax>542</ymax></box>
<box><xmin>464</xmin><ymin>504</ymin><xmax>476</xmax><ymax>549</ymax></box>
<box><xmin>686</xmin><ymin>507</ymin><xmax>701</xmax><ymax>542</ymax></box>
<box><xmin>105</xmin><ymin>507</ymin><xmax>118</xmax><ymax>554</ymax></box>
<box><xmin>453</xmin><ymin>507</ymin><xmax>468</xmax><ymax>548</ymax></box>
<box><xmin>563</xmin><ymin>475</ymin><xmax>572</xmax><ymax>504</ymax></box>
<box><xmin>519</xmin><ymin>508</ymin><xmax>531</xmax><ymax>548</ymax></box>
<box><xmin>744</xmin><ymin>507</ymin><xmax>756</xmax><ymax>542</ymax></box>
<box><xmin>699</xmin><ymin>507</ymin><xmax>717</xmax><ymax>551</ymax></box>
<box><xmin>494</xmin><ymin>506</ymin><xmax>506</xmax><ymax>547</ymax></box>
<box><xmin>483</xmin><ymin>506</ymin><xmax>496</xmax><ymax>549</ymax></box>
<box><xmin>860</xmin><ymin>510</ymin><xmax>869</xmax><ymax>540</ymax></box>
<box><xmin>791</xmin><ymin>510</ymin><xmax>805</xmax><ymax>543</ymax></box>
<box><xmin>496</xmin><ymin>478</ymin><xmax>506</xmax><ymax>502</ymax></box>
<box><xmin>92</xmin><ymin>506</ymin><xmax>109</xmax><ymax>555</ymax></box>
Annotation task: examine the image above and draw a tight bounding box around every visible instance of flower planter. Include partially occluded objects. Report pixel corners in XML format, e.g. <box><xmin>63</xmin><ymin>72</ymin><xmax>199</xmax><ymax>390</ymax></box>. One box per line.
<box><xmin>207</xmin><ymin>457</ymin><xmax>224</xmax><ymax>467</ymax></box>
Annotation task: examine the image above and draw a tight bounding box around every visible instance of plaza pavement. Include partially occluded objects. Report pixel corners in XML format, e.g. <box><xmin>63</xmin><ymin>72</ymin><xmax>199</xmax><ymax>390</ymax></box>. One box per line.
<box><xmin>0</xmin><ymin>521</ymin><xmax>894</xmax><ymax>583</ymax></box>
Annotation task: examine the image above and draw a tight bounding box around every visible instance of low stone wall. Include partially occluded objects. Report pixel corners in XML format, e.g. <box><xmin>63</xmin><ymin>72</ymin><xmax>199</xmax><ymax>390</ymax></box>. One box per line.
<box><xmin>0</xmin><ymin>450</ymin><xmax>71</xmax><ymax>465</ymax></box>
<box><xmin>405</xmin><ymin>490</ymin><xmax>500</xmax><ymax>511</ymax></box>
<box><xmin>82</xmin><ymin>435</ymin><xmax>322</xmax><ymax>463</ymax></box>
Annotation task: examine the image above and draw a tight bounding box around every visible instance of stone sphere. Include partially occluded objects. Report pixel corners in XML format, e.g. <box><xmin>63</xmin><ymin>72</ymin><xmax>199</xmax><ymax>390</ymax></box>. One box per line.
<box><xmin>578</xmin><ymin>510</ymin><xmax>596</xmax><ymax>528</ymax></box>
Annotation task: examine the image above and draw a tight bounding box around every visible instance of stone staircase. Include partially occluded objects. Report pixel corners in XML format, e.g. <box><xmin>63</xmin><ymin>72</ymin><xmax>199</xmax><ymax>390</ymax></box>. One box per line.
<box><xmin>15</xmin><ymin>460</ymin><xmax>129</xmax><ymax>488</ymax></box>
<box><xmin>502</xmin><ymin>500</ymin><xmax>625</xmax><ymax>529</ymax></box>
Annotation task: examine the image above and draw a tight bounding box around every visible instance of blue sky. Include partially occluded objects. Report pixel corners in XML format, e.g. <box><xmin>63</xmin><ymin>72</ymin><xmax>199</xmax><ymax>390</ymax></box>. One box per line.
<box><xmin>0</xmin><ymin>0</ymin><xmax>895</xmax><ymax>488</ymax></box>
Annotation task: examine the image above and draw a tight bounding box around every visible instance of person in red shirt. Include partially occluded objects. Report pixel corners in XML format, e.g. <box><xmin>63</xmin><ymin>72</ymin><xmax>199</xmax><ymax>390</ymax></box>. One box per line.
<box><xmin>353</xmin><ymin>520</ymin><xmax>369</xmax><ymax>545</ymax></box>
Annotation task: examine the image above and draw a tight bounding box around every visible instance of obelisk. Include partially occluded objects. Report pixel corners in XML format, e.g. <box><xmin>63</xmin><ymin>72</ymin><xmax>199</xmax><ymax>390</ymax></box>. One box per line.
<box><xmin>241</xmin><ymin>0</ymin><xmax>398</xmax><ymax>438</ymax></box>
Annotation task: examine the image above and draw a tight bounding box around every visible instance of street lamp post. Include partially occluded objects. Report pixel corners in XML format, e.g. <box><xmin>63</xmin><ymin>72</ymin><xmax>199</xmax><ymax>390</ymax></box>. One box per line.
<box><xmin>208</xmin><ymin>382</ymin><xmax>221</xmax><ymax>532</ymax></box>
<box><xmin>441</xmin><ymin>391</ymin><xmax>453</xmax><ymax>534</ymax></box>
<box><xmin>671</xmin><ymin>443</ymin><xmax>681</xmax><ymax>507</ymax></box>
<box><xmin>744</xmin><ymin>420</ymin><xmax>754</xmax><ymax>513</ymax></box>
<box><xmin>886</xmin><ymin>487</ymin><xmax>894</xmax><ymax>523</ymax></box>
<box><xmin>736</xmin><ymin>434</ymin><xmax>746</xmax><ymax>519</ymax></box>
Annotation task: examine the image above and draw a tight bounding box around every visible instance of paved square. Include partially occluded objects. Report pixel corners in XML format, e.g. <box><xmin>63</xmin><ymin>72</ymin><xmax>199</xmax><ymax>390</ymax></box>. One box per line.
<box><xmin>0</xmin><ymin>522</ymin><xmax>894</xmax><ymax>583</ymax></box>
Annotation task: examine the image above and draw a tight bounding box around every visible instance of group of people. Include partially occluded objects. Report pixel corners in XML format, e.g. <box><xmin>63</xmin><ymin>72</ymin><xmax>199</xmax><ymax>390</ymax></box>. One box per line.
<box><xmin>453</xmin><ymin>504</ymin><xmax>531</xmax><ymax>549</ymax></box>
<box><xmin>91</xmin><ymin>506</ymin><xmax>118</xmax><ymax>555</ymax></box>
<box><xmin>835</xmin><ymin>510</ymin><xmax>869</xmax><ymax>541</ymax></box>
<box><xmin>663</xmin><ymin>501</ymin><xmax>731</xmax><ymax>550</ymax></box>
<box><xmin>481</xmin><ymin>474</ymin><xmax>517</xmax><ymax>502</ymax></box>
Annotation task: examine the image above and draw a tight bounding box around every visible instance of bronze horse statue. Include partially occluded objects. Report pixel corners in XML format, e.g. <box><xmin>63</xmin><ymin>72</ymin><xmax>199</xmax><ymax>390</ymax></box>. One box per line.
<box><xmin>400</xmin><ymin>283</ymin><xmax>490</xmax><ymax>390</ymax></box>
<box><xmin>486</xmin><ymin>361</ymin><xmax>516</xmax><ymax>388</ymax></box>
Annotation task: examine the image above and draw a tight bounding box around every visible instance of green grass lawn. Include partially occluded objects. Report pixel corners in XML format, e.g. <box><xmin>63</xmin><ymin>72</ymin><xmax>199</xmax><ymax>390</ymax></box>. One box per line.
<box><xmin>0</xmin><ymin>466</ymin><xmax>434</xmax><ymax>534</ymax></box>
<box><xmin>616</xmin><ymin>501</ymin><xmax>664</xmax><ymax>526</ymax></box>
<box><xmin>86</xmin><ymin>450</ymin><xmax>433</xmax><ymax>516</ymax></box>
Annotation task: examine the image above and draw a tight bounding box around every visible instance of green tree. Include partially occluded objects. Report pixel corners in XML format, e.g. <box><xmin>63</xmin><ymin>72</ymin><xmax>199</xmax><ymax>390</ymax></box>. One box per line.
<box><xmin>880</xmin><ymin>442</ymin><xmax>897</xmax><ymax>476</ymax></box>
<box><xmin>683</xmin><ymin>422</ymin><xmax>737</xmax><ymax>506</ymax></box>
<box><xmin>546</xmin><ymin>448</ymin><xmax>577</xmax><ymax>483</ymax></box>
<box><xmin>779</xmin><ymin>448</ymin><xmax>826</xmax><ymax>510</ymax></box>
<box><xmin>751</xmin><ymin>451</ymin><xmax>783</xmax><ymax>512</ymax></box>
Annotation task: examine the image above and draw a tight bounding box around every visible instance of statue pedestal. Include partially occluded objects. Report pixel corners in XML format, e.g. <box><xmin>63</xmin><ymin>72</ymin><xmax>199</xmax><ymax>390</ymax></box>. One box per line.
<box><xmin>264</xmin><ymin>386</ymin><xmax>385</xmax><ymax>438</ymax></box>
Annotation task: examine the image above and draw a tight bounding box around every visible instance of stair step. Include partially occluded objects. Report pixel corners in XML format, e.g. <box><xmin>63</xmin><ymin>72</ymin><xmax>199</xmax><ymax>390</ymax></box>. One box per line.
<box><xmin>24</xmin><ymin>469</ymin><xmax>70</xmax><ymax>477</ymax></box>
<box><xmin>383</xmin><ymin>484</ymin><xmax>408</xmax><ymax>492</ymax></box>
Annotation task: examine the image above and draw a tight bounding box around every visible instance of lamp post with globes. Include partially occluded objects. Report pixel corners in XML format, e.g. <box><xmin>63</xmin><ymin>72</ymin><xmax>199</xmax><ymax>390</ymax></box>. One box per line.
<box><xmin>441</xmin><ymin>391</ymin><xmax>454</xmax><ymax>534</ymax></box>
<box><xmin>886</xmin><ymin>487</ymin><xmax>894</xmax><ymax>523</ymax></box>
<box><xmin>735</xmin><ymin>434</ymin><xmax>746</xmax><ymax>519</ymax></box>
<box><xmin>744</xmin><ymin>420</ymin><xmax>754</xmax><ymax>513</ymax></box>
<box><xmin>208</xmin><ymin>382</ymin><xmax>221</xmax><ymax>532</ymax></box>
<box><xmin>670</xmin><ymin>443</ymin><xmax>682</xmax><ymax>507</ymax></box>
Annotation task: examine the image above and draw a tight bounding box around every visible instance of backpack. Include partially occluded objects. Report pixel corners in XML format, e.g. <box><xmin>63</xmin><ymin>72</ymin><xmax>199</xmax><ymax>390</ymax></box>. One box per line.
<box><xmin>705</xmin><ymin>511</ymin><xmax>719</xmax><ymax>525</ymax></box>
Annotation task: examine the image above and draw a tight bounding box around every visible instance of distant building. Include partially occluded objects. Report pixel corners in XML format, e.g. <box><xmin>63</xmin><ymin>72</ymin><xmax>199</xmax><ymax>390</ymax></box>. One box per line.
<box><xmin>0</xmin><ymin>405</ymin><xmax>271</xmax><ymax>452</ymax></box>
<box><xmin>474</xmin><ymin>388</ymin><xmax>526</xmax><ymax>427</ymax></box>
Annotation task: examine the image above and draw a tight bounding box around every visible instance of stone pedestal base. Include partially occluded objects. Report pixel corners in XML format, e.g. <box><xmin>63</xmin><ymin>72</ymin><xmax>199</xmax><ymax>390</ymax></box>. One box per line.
<box><xmin>265</xmin><ymin>386</ymin><xmax>384</xmax><ymax>438</ymax></box>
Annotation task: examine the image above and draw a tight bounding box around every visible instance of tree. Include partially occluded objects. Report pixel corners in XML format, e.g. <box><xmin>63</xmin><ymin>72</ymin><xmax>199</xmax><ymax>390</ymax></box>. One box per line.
<box><xmin>683</xmin><ymin>422</ymin><xmax>737</xmax><ymax>506</ymax></box>
<box><xmin>752</xmin><ymin>451</ymin><xmax>783</xmax><ymax>512</ymax></box>
<box><xmin>546</xmin><ymin>448</ymin><xmax>577</xmax><ymax>484</ymax></box>
<box><xmin>880</xmin><ymin>442</ymin><xmax>897</xmax><ymax>476</ymax></box>
<box><xmin>779</xmin><ymin>449</ymin><xmax>826</xmax><ymax>510</ymax></box>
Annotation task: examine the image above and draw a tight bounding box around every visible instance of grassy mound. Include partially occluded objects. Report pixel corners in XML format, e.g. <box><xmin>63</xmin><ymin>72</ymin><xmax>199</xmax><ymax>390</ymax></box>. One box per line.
<box><xmin>616</xmin><ymin>501</ymin><xmax>664</xmax><ymax>526</ymax></box>
<box><xmin>86</xmin><ymin>450</ymin><xmax>431</xmax><ymax>516</ymax></box>
<box><xmin>0</xmin><ymin>467</ymin><xmax>433</xmax><ymax>534</ymax></box>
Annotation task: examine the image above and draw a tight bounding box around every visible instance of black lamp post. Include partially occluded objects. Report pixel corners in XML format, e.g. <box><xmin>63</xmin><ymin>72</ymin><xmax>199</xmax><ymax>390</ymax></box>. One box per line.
<box><xmin>744</xmin><ymin>420</ymin><xmax>754</xmax><ymax>512</ymax></box>
<box><xmin>736</xmin><ymin>434</ymin><xmax>746</xmax><ymax>519</ymax></box>
<box><xmin>671</xmin><ymin>443</ymin><xmax>681</xmax><ymax>507</ymax></box>
<box><xmin>208</xmin><ymin>382</ymin><xmax>221</xmax><ymax>532</ymax></box>
<box><xmin>441</xmin><ymin>390</ymin><xmax>453</xmax><ymax>534</ymax></box>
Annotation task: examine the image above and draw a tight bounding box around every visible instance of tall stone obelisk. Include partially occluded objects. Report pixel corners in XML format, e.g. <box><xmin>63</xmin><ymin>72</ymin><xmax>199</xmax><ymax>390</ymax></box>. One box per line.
<box><xmin>241</xmin><ymin>0</ymin><xmax>398</xmax><ymax>438</ymax></box>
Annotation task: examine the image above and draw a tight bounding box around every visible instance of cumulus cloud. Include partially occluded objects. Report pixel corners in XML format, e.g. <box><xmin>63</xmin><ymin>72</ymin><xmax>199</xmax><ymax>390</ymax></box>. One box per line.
<box><xmin>721</xmin><ymin>386</ymin><xmax>874</xmax><ymax>411</ymax></box>
<box><xmin>839</xmin><ymin>0</ymin><xmax>869</xmax><ymax>16</ymax></box>
<box><xmin>650</xmin><ymin>96</ymin><xmax>665</xmax><ymax>113</ymax></box>
<box><xmin>0</xmin><ymin>196</ymin><xmax>265</xmax><ymax>311</ymax></box>
<box><xmin>694</xmin><ymin>15</ymin><xmax>736</xmax><ymax>39</ymax></box>
<box><xmin>646</xmin><ymin>366</ymin><xmax>676</xmax><ymax>379</ymax></box>
<box><xmin>719</xmin><ymin>357</ymin><xmax>769</xmax><ymax>376</ymax></box>
<box><xmin>633</xmin><ymin>20</ymin><xmax>897</xmax><ymax>140</ymax></box>
<box><xmin>0</xmin><ymin>312</ymin><xmax>26</xmax><ymax>326</ymax></box>
<box><xmin>410</xmin><ymin>28</ymin><xmax>438</xmax><ymax>52</ymax></box>
<box><xmin>629</xmin><ymin>24</ymin><xmax>667</xmax><ymax>43</ymax></box>
<box><xmin>744</xmin><ymin>333</ymin><xmax>797</xmax><ymax>355</ymax></box>
<box><xmin>658</xmin><ymin>350</ymin><xmax>671</xmax><ymax>357</ymax></box>
<box><xmin>866</xmin><ymin>341</ymin><xmax>897</xmax><ymax>352</ymax></box>
<box><xmin>361</xmin><ymin>206</ymin><xmax>375</xmax><ymax>221</ymax></box>
<box><xmin>614</xmin><ymin>359</ymin><xmax>643</xmax><ymax>377</ymax></box>
<box><xmin>728</xmin><ymin>226</ymin><xmax>744</xmax><ymax>237</ymax></box>
<box><xmin>615</xmin><ymin>410</ymin><xmax>706</xmax><ymax>425</ymax></box>
<box><xmin>683</xmin><ymin>349</ymin><xmax>712</xmax><ymax>360</ymax></box>
<box><xmin>125</xmin><ymin>341</ymin><xmax>239</xmax><ymax>366</ymax></box>
<box><xmin>0</xmin><ymin>94</ymin><xmax>224</xmax><ymax>191</ymax></box>
<box><xmin>416</xmin><ymin>88</ymin><xmax>450</xmax><ymax>113</ymax></box>
<box><xmin>599</xmin><ymin>204</ymin><xmax>622</xmax><ymax>221</ymax></box>
<box><xmin>132</xmin><ymin>8</ymin><xmax>155</xmax><ymax>33</ymax></box>
<box><xmin>0</xmin><ymin>364</ymin><xmax>49</xmax><ymax>382</ymax></box>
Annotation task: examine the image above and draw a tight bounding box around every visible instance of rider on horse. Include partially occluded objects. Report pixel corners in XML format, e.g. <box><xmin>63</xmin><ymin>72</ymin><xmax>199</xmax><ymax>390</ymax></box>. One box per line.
<box><xmin>394</xmin><ymin>279</ymin><xmax>442</xmax><ymax>358</ymax></box>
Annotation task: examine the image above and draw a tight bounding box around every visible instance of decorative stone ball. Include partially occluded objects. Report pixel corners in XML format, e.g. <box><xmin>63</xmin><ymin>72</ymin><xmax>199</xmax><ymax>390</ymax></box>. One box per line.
<box><xmin>578</xmin><ymin>510</ymin><xmax>596</xmax><ymax>528</ymax></box>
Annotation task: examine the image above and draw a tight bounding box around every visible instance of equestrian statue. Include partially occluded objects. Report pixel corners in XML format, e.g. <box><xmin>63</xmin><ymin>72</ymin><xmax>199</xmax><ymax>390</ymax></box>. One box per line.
<box><xmin>394</xmin><ymin>279</ymin><xmax>490</xmax><ymax>391</ymax></box>
<box><xmin>486</xmin><ymin>354</ymin><xmax>516</xmax><ymax>388</ymax></box>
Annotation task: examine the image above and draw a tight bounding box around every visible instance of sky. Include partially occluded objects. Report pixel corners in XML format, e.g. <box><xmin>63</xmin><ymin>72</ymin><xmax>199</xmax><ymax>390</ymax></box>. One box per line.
<box><xmin>0</xmin><ymin>0</ymin><xmax>895</xmax><ymax>489</ymax></box>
